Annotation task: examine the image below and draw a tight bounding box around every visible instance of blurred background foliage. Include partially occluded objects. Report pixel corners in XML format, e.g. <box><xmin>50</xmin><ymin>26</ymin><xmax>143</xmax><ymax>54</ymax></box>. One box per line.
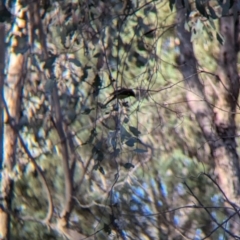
<box><xmin>3</xmin><ymin>0</ymin><xmax>238</xmax><ymax>239</ymax></box>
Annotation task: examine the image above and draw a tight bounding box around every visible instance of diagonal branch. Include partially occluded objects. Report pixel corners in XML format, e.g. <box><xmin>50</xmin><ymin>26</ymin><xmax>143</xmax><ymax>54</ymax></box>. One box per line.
<box><xmin>52</xmin><ymin>84</ymin><xmax>73</xmax><ymax>221</ymax></box>
<box><xmin>1</xmin><ymin>94</ymin><xmax>54</xmax><ymax>223</ymax></box>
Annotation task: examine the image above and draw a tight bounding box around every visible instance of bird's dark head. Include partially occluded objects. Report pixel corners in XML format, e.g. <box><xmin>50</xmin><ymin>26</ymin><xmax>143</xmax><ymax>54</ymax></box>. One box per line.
<box><xmin>111</xmin><ymin>88</ymin><xmax>136</xmax><ymax>99</ymax></box>
<box><xmin>119</xmin><ymin>89</ymin><xmax>135</xmax><ymax>99</ymax></box>
<box><xmin>127</xmin><ymin>89</ymin><xmax>135</xmax><ymax>97</ymax></box>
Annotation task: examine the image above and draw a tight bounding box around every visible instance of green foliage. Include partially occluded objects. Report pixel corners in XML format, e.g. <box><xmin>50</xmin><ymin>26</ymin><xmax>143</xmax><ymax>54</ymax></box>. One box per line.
<box><xmin>2</xmin><ymin>0</ymin><xmax>234</xmax><ymax>239</ymax></box>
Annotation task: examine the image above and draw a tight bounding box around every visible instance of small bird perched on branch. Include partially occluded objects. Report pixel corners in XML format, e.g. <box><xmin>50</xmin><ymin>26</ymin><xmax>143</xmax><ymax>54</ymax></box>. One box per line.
<box><xmin>104</xmin><ymin>88</ymin><xmax>135</xmax><ymax>107</ymax></box>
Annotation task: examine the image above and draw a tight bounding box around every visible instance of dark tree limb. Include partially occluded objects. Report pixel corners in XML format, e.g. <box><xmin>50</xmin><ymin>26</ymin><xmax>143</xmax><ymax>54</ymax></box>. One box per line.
<box><xmin>52</xmin><ymin>84</ymin><xmax>73</xmax><ymax>222</ymax></box>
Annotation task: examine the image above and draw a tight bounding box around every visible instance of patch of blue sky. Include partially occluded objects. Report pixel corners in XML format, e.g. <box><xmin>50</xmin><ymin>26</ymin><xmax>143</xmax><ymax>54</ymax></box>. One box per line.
<box><xmin>120</xmin><ymin>230</ymin><xmax>127</xmax><ymax>239</ymax></box>
<box><xmin>131</xmin><ymin>194</ymin><xmax>142</xmax><ymax>204</ymax></box>
<box><xmin>218</xmin><ymin>234</ymin><xmax>225</xmax><ymax>240</ymax></box>
<box><xmin>132</xmin><ymin>186</ymin><xmax>145</xmax><ymax>199</ymax></box>
<box><xmin>173</xmin><ymin>215</ymin><xmax>180</xmax><ymax>226</ymax></box>
<box><xmin>194</xmin><ymin>228</ymin><xmax>202</xmax><ymax>240</ymax></box>
<box><xmin>157</xmin><ymin>200</ymin><xmax>163</xmax><ymax>206</ymax></box>
<box><xmin>111</xmin><ymin>191</ymin><xmax>120</xmax><ymax>204</ymax></box>
<box><xmin>130</xmin><ymin>204</ymin><xmax>139</xmax><ymax>211</ymax></box>
<box><xmin>211</xmin><ymin>211</ymin><xmax>217</xmax><ymax>219</ymax></box>
<box><xmin>142</xmin><ymin>182</ymin><xmax>148</xmax><ymax>190</ymax></box>
<box><xmin>160</xmin><ymin>182</ymin><xmax>168</xmax><ymax>198</ymax></box>
<box><xmin>141</xmin><ymin>205</ymin><xmax>152</xmax><ymax>215</ymax></box>
<box><xmin>176</xmin><ymin>183</ymin><xmax>185</xmax><ymax>195</ymax></box>
<box><xmin>211</xmin><ymin>194</ymin><xmax>221</xmax><ymax>205</ymax></box>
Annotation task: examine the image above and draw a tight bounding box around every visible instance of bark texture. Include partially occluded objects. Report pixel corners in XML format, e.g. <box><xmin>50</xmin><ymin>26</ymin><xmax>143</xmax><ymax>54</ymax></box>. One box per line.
<box><xmin>0</xmin><ymin>23</ymin><xmax>6</xmax><ymax>240</ymax></box>
<box><xmin>214</xmin><ymin>14</ymin><xmax>240</xmax><ymax>200</ymax></box>
<box><xmin>175</xmin><ymin>0</ymin><xmax>240</xmax><ymax>207</ymax></box>
<box><xmin>0</xmin><ymin>2</ymin><xmax>26</xmax><ymax>239</ymax></box>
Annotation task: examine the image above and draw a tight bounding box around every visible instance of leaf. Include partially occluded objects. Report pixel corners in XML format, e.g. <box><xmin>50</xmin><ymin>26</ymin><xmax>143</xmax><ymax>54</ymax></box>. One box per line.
<box><xmin>102</xmin><ymin>115</ymin><xmax>118</xmax><ymax>130</ymax></box>
<box><xmin>99</xmin><ymin>166</ymin><xmax>105</xmax><ymax>175</ymax></box>
<box><xmin>120</xmin><ymin>126</ymin><xmax>132</xmax><ymax>142</ymax></box>
<box><xmin>125</xmin><ymin>138</ymin><xmax>136</xmax><ymax>147</ymax></box>
<box><xmin>184</xmin><ymin>0</ymin><xmax>191</xmax><ymax>18</ymax></box>
<box><xmin>68</xmin><ymin>58</ymin><xmax>81</xmax><ymax>67</ymax></box>
<box><xmin>184</xmin><ymin>21</ymin><xmax>190</xmax><ymax>32</ymax></box>
<box><xmin>80</xmin><ymin>68</ymin><xmax>88</xmax><ymax>82</ymax></box>
<box><xmin>169</xmin><ymin>0</ymin><xmax>175</xmax><ymax>11</ymax></box>
<box><xmin>208</xmin><ymin>6</ymin><xmax>218</xmax><ymax>19</ymax></box>
<box><xmin>191</xmin><ymin>19</ymin><xmax>203</xmax><ymax>41</ymax></box>
<box><xmin>90</xmin><ymin>11</ymin><xmax>94</xmax><ymax>20</ymax></box>
<box><xmin>44</xmin><ymin>79</ymin><xmax>55</xmax><ymax>93</ymax></box>
<box><xmin>143</xmin><ymin>29</ymin><xmax>156</xmax><ymax>38</ymax></box>
<box><xmin>133</xmin><ymin>52</ymin><xmax>148</xmax><ymax>67</ymax></box>
<box><xmin>92</xmin><ymin>74</ymin><xmax>102</xmax><ymax>97</ymax></box>
<box><xmin>103</xmin><ymin>223</ymin><xmax>111</xmax><ymax>235</ymax></box>
<box><xmin>208</xmin><ymin>18</ymin><xmax>216</xmax><ymax>30</ymax></box>
<box><xmin>129</xmin><ymin>126</ymin><xmax>141</xmax><ymax>136</ymax></box>
<box><xmin>204</xmin><ymin>26</ymin><xmax>214</xmax><ymax>41</ymax></box>
<box><xmin>82</xmin><ymin>107</ymin><xmax>94</xmax><ymax>115</ymax></box>
<box><xmin>229</xmin><ymin>0</ymin><xmax>234</xmax><ymax>9</ymax></box>
<box><xmin>0</xmin><ymin>4</ymin><xmax>11</xmax><ymax>22</ymax></box>
<box><xmin>93</xmin><ymin>164</ymin><xmax>99</xmax><ymax>170</ymax></box>
<box><xmin>196</xmin><ymin>0</ymin><xmax>208</xmax><ymax>18</ymax></box>
<box><xmin>85</xmin><ymin>65</ymin><xmax>92</xmax><ymax>70</ymax></box>
<box><xmin>216</xmin><ymin>32</ymin><xmax>224</xmax><ymax>45</ymax></box>
<box><xmin>217</xmin><ymin>0</ymin><xmax>223</xmax><ymax>6</ymax></box>
<box><xmin>134</xmin><ymin>148</ymin><xmax>148</xmax><ymax>153</ymax></box>
<box><xmin>43</xmin><ymin>56</ymin><xmax>57</xmax><ymax>69</ymax></box>
<box><xmin>221</xmin><ymin>0</ymin><xmax>230</xmax><ymax>15</ymax></box>
<box><xmin>97</xmin><ymin>151</ymin><xmax>104</xmax><ymax>162</ymax></box>
<box><xmin>195</xmin><ymin>19</ymin><xmax>203</xmax><ymax>32</ymax></box>
<box><xmin>123</xmin><ymin>117</ymin><xmax>129</xmax><ymax>123</ymax></box>
<box><xmin>137</xmin><ymin>39</ymin><xmax>147</xmax><ymax>51</ymax></box>
<box><xmin>92</xmin><ymin>145</ymin><xmax>103</xmax><ymax>162</ymax></box>
<box><xmin>93</xmin><ymin>52</ymin><xmax>101</xmax><ymax>58</ymax></box>
<box><xmin>65</xmin><ymin>109</ymin><xmax>76</xmax><ymax>124</ymax></box>
<box><xmin>123</xmin><ymin>163</ymin><xmax>134</xmax><ymax>169</ymax></box>
<box><xmin>110</xmin><ymin>136</ymin><xmax>117</xmax><ymax>149</ymax></box>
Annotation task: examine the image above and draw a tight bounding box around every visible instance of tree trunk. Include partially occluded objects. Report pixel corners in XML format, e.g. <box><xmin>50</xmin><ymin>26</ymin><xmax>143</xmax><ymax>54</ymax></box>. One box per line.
<box><xmin>0</xmin><ymin>22</ymin><xmax>7</xmax><ymax>240</ymax></box>
<box><xmin>214</xmin><ymin>13</ymin><xmax>240</xmax><ymax>203</ymax></box>
<box><xmin>0</xmin><ymin>2</ymin><xmax>26</xmax><ymax>239</ymax></box>
<box><xmin>175</xmin><ymin>0</ymin><xmax>240</xmax><ymax>236</ymax></box>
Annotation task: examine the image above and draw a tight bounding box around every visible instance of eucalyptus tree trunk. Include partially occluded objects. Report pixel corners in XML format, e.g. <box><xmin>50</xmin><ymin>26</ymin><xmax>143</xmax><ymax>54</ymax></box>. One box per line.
<box><xmin>175</xmin><ymin>0</ymin><xmax>240</xmax><ymax>236</ymax></box>
<box><xmin>0</xmin><ymin>2</ymin><xmax>27</xmax><ymax>239</ymax></box>
<box><xmin>0</xmin><ymin>20</ymin><xmax>6</xmax><ymax>240</ymax></box>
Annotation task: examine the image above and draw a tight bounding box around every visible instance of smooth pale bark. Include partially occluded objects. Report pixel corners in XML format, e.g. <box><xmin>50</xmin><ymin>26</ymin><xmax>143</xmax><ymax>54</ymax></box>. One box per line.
<box><xmin>0</xmin><ymin>2</ymin><xmax>26</xmax><ymax>239</ymax></box>
<box><xmin>0</xmin><ymin>23</ymin><xmax>4</xmax><ymax>169</ymax></box>
<box><xmin>0</xmin><ymin>23</ymin><xmax>6</xmax><ymax>239</ymax></box>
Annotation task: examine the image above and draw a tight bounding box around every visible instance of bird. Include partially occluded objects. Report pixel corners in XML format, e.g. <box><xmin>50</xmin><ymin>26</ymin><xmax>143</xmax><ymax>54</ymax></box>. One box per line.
<box><xmin>104</xmin><ymin>88</ymin><xmax>135</xmax><ymax>107</ymax></box>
